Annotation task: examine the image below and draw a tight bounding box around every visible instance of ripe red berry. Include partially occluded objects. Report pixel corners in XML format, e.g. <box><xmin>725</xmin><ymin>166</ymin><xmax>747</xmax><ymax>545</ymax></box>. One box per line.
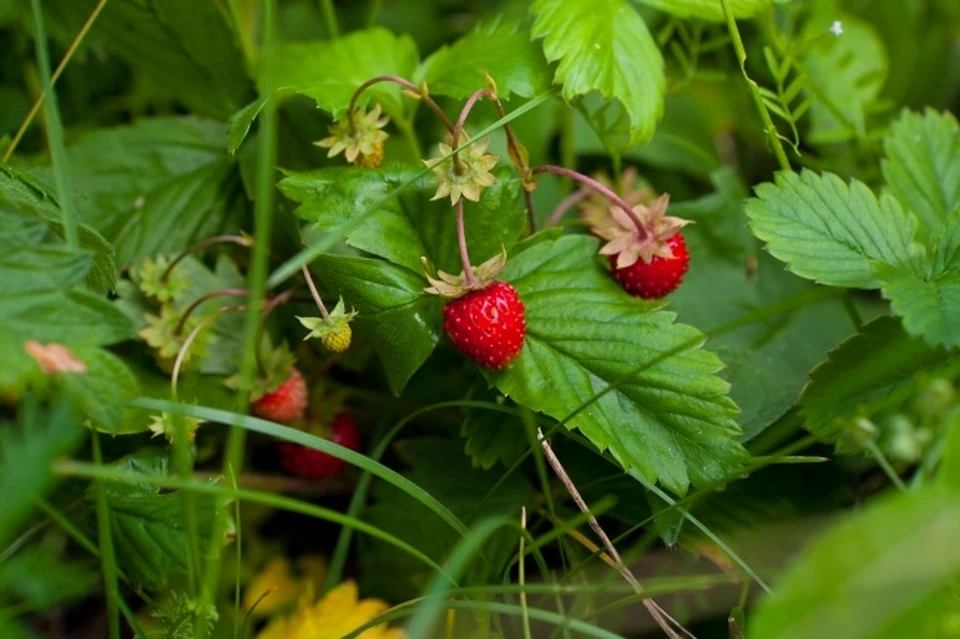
<box><xmin>252</xmin><ymin>368</ymin><xmax>308</xmax><ymax>424</ymax></box>
<box><xmin>278</xmin><ymin>412</ymin><xmax>361</xmax><ymax>480</ymax></box>
<box><xmin>443</xmin><ymin>281</ymin><xmax>526</xmax><ymax>369</ymax></box>
<box><xmin>609</xmin><ymin>233</ymin><xmax>689</xmax><ymax>299</ymax></box>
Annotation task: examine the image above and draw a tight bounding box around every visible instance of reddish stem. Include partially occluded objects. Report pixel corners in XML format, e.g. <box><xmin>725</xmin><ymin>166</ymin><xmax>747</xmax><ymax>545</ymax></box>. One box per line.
<box><xmin>452</xmin><ymin>89</ymin><xmax>491</xmax><ymax>149</ymax></box>
<box><xmin>254</xmin><ymin>287</ymin><xmax>299</xmax><ymax>376</ymax></box>
<box><xmin>347</xmin><ymin>75</ymin><xmax>454</xmax><ymax>133</ymax></box>
<box><xmin>531</xmin><ymin>166</ymin><xmax>651</xmax><ymax>240</ymax></box>
<box><xmin>301</xmin><ymin>265</ymin><xmax>330</xmax><ymax>320</ymax></box>
<box><xmin>456</xmin><ymin>200</ymin><xmax>478</xmax><ymax>287</ymax></box>
<box><xmin>489</xmin><ymin>96</ymin><xmax>537</xmax><ymax>230</ymax></box>
<box><xmin>160</xmin><ymin>235</ymin><xmax>252</xmax><ymax>283</ymax></box>
<box><xmin>545</xmin><ymin>188</ymin><xmax>590</xmax><ymax>228</ymax></box>
<box><xmin>174</xmin><ymin>288</ymin><xmax>250</xmax><ymax>335</ymax></box>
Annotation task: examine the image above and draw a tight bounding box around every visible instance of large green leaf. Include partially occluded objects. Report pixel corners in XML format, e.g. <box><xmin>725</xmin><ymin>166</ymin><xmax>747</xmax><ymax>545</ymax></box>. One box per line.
<box><xmin>417</xmin><ymin>20</ymin><xmax>550</xmax><ymax>100</ymax></box>
<box><xmin>280</xmin><ymin>165</ymin><xmax>527</xmax><ymax>274</ymax></box>
<box><xmin>531</xmin><ymin>0</ymin><xmax>665</xmax><ymax>146</ymax></box>
<box><xmin>0</xmin><ymin>165</ymin><xmax>116</xmax><ymax>293</ymax></box>
<box><xmin>633</xmin><ymin>0</ymin><xmax>772</xmax><ymax>21</ymax></box>
<box><xmin>270</xmin><ymin>27</ymin><xmax>419</xmax><ymax>120</ymax></box>
<box><xmin>745</xmin><ymin>170</ymin><xmax>919</xmax><ymax>289</ymax></box>
<box><xmin>86</xmin><ymin>448</ymin><xmax>229</xmax><ymax>591</ymax></box>
<box><xmin>881</xmin><ymin>109</ymin><xmax>960</xmax><ymax>238</ymax></box>
<box><xmin>311</xmin><ymin>254</ymin><xmax>443</xmax><ymax>395</ymax></box>
<box><xmin>875</xmin><ymin>213</ymin><xmax>960</xmax><ymax>348</ymax></box>
<box><xmin>488</xmin><ymin>234</ymin><xmax>746</xmax><ymax>495</ymax></box>
<box><xmin>799</xmin><ymin>316</ymin><xmax>954</xmax><ymax>443</ymax></box>
<box><xmin>749</xmin><ymin>487</ymin><xmax>960</xmax><ymax>639</ymax></box>
<box><xmin>668</xmin><ymin>170</ymin><xmax>866</xmax><ymax>440</ymax></box>
<box><xmin>46</xmin><ymin>0</ymin><xmax>251</xmax><ymax>118</ymax></box>
<box><xmin>33</xmin><ymin>118</ymin><xmax>242</xmax><ymax>267</ymax></box>
<box><xmin>802</xmin><ymin>2</ymin><xmax>888</xmax><ymax>145</ymax></box>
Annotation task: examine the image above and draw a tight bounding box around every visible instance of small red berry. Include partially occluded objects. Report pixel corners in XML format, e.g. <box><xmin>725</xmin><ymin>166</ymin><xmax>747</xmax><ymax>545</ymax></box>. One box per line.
<box><xmin>252</xmin><ymin>368</ymin><xmax>308</xmax><ymax>424</ymax></box>
<box><xmin>278</xmin><ymin>412</ymin><xmax>361</xmax><ymax>479</ymax></box>
<box><xmin>443</xmin><ymin>281</ymin><xmax>526</xmax><ymax>369</ymax></box>
<box><xmin>609</xmin><ymin>233</ymin><xmax>689</xmax><ymax>299</ymax></box>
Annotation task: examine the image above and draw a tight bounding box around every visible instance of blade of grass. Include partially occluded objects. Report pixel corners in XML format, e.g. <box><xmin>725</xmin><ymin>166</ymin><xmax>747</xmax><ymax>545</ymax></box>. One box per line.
<box><xmin>90</xmin><ymin>433</ymin><xmax>120</xmax><ymax>639</ymax></box>
<box><xmin>28</xmin><ymin>0</ymin><xmax>77</xmax><ymax>246</ymax></box>
<box><xmin>4</xmin><ymin>0</ymin><xmax>108</xmax><ymax>163</ymax></box>
<box><xmin>55</xmin><ymin>460</ymin><xmax>456</xmax><ymax>585</ymax></box>
<box><xmin>319</xmin><ymin>0</ymin><xmax>339</xmax><ymax>38</ymax></box>
<box><xmin>207</xmin><ymin>0</ymin><xmax>279</xmax><ymax>622</ymax></box>
<box><xmin>133</xmin><ymin>398</ymin><xmax>471</xmax><ymax>538</ymax></box>
<box><xmin>172</xmin><ymin>415</ymin><xmax>201</xmax><ymax>599</ymax></box>
<box><xmin>229</xmin><ymin>464</ymin><xmax>242</xmax><ymax>638</ymax></box>
<box><xmin>519</xmin><ymin>508</ymin><xmax>532</xmax><ymax>639</ymax></box>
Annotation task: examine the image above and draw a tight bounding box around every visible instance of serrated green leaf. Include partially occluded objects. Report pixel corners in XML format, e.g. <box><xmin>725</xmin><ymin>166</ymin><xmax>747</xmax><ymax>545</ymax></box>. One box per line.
<box><xmin>745</xmin><ymin>170</ymin><xmax>919</xmax><ymax>289</ymax></box>
<box><xmin>280</xmin><ymin>165</ymin><xmax>526</xmax><ymax>274</ymax></box>
<box><xmin>875</xmin><ymin>263</ymin><xmax>960</xmax><ymax>349</ymax></box>
<box><xmin>749</xmin><ymin>487</ymin><xmax>960</xmax><ymax>639</ymax></box>
<box><xmin>634</xmin><ymin>0</ymin><xmax>773</xmax><ymax>21</ymax></box>
<box><xmin>64</xmin><ymin>348</ymin><xmax>140</xmax><ymax>434</ymax></box>
<box><xmin>418</xmin><ymin>20</ymin><xmax>550</xmax><ymax>100</ymax></box>
<box><xmin>1</xmin><ymin>166</ymin><xmax>117</xmax><ymax>293</ymax></box>
<box><xmin>311</xmin><ymin>254</ymin><xmax>443</xmax><ymax>395</ymax></box>
<box><xmin>882</xmin><ymin>109</ymin><xmax>960</xmax><ymax>236</ymax></box>
<box><xmin>531</xmin><ymin>0</ymin><xmax>665</xmax><ymax>146</ymax></box>
<box><xmin>668</xmin><ymin>169</ymin><xmax>868</xmax><ymax>440</ymax></box>
<box><xmin>461</xmin><ymin>393</ymin><xmax>526</xmax><ymax>470</ymax></box>
<box><xmin>270</xmin><ymin>28</ymin><xmax>419</xmax><ymax>120</ymax></box>
<box><xmin>799</xmin><ymin>316</ymin><xmax>953</xmax><ymax>444</ymax></box>
<box><xmin>488</xmin><ymin>234</ymin><xmax>746</xmax><ymax>495</ymax></box>
<box><xmin>802</xmin><ymin>4</ymin><xmax>888</xmax><ymax>144</ymax></box>
<box><xmin>86</xmin><ymin>449</ymin><xmax>229</xmax><ymax>591</ymax></box>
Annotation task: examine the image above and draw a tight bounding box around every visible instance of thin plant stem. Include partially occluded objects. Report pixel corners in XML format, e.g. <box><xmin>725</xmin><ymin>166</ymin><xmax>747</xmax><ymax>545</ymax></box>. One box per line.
<box><xmin>842</xmin><ymin>292</ymin><xmax>864</xmax><ymax>331</ymax></box>
<box><xmin>536</xmin><ymin>428</ymin><xmax>685</xmax><ymax>639</ymax></box>
<box><xmin>91</xmin><ymin>433</ymin><xmax>121</xmax><ymax>639</ymax></box>
<box><xmin>204</xmin><ymin>0</ymin><xmax>278</xmax><ymax>626</ymax></box>
<box><xmin>519</xmin><ymin>508</ymin><xmax>532</xmax><ymax>639</ymax></box>
<box><xmin>172</xmin><ymin>307</ymin><xmax>245</xmax><ymax>396</ymax></box>
<box><xmin>3</xmin><ymin>0</ymin><xmax>108</xmax><ymax>163</ymax></box>
<box><xmin>319</xmin><ymin>0</ymin><xmax>339</xmax><ymax>38</ymax></box>
<box><xmin>532</xmin><ymin>165</ymin><xmax>651</xmax><ymax>240</ymax></box>
<box><xmin>366</xmin><ymin>0</ymin><xmax>384</xmax><ymax>27</ymax></box>
<box><xmin>487</xmin><ymin>95</ymin><xmax>537</xmax><ymax>229</ymax></box>
<box><xmin>546</xmin><ymin>188</ymin><xmax>589</xmax><ymax>228</ymax></box>
<box><xmin>29</xmin><ymin>0</ymin><xmax>77</xmax><ymax>247</ymax></box>
<box><xmin>301</xmin><ymin>265</ymin><xmax>330</xmax><ymax>319</ymax></box>
<box><xmin>455</xmin><ymin>200</ymin><xmax>478</xmax><ymax>286</ymax></box>
<box><xmin>175</xmin><ymin>289</ymin><xmax>250</xmax><ymax>335</ymax></box>
<box><xmin>161</xmin><ymin>235</ymin><xmax>253</xmax><ymax>282</ymax></box>
<box><xmin>348</xmin><ymin>75</ymin><xmax>454</xmax><ymax>133</ymax></box>
<box><xmin>450</xmin><ymin>89</ymin><xmax>493</xmax><ymax>175</ymax></box>
<box><xmin>720</xmin><ymin>0</ymin><xmax>792</xmax><ymax>171</ymax></box>
<box><xmin>865</xmin><ymin>440</ymin><xmax>908</xmax><ymax>492</ymax></box>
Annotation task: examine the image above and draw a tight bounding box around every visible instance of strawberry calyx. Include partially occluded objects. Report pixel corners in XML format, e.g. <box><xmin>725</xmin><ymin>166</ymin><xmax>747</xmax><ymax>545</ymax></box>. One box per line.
<box><xmin>224</xmin><ymin>339</ymin><xmax>297</xmax><ymax>402</ymax></box>
<box><xmin>590</xmin><ymin>193</ymin><xmax>693</xmax><ymax>269</ymax></box>
<box><xmin>297</xmin><ymin>297</ymin><xmax>358</xmax><ymax>353</ymax></box>
<box><xmin>421</xmin><ymin>249</ymin><xmax>507</xmax><ymax>299</ymax></box>
<box><xmin>315</xmin><ymin>103</ymin><xmax>389</xmax><ymax>165</ymax></box>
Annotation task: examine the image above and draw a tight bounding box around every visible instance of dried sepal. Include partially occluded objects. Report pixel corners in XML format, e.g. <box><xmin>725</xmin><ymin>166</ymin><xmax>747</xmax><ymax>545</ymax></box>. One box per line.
<box><xmin>315</xmin><ymin>104</ymin><xmax>390</xmax><ymax>165</ymax></box>
<box><xmin>595</xmin><ymin>193</ymin><xmax>693</xmax><ymax>268</ymax></box>
<box><xmin>425</xmin><ymin>133</ymin><xmax>499</xmax><ymax>205</ymax></box>
<box><xmin>422</xmin><ymin>248</ymin><xmax>507</xmax><ymax>298</ymax></box>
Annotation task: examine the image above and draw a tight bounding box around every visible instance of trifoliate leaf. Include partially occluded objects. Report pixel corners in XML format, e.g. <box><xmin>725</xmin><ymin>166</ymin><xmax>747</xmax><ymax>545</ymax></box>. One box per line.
<box><xmin>745</xmin><ymin>170</ymin><xmax>919</xmax><ymax>289</ymax></box>
<box><xmin>882</xmin><ymin>109</ymin><xmax>960</xmax><ymax>237</ymax></box>
<box><xmin>488</xmin><ymin>234</ymin><xmax>746</xmax><ymax>495</ymax></box>
<box><xmin>799</xmin><ymin>316</ymin><xmax>954</xmax><ymax>445</ymax></box>
<box><xmin>633</xmin><ymin>0</ymin><xmax>772</xmax><ymax>21</ymax></box>
<box><xmin>531</xmin><ymin>0</ymin><xmax>665</xmax><ymax>147</ymax></box>
<box><xmin>417</xmin><ymin>20</ymin><xmax>550</xmax><ymax>100</ymax></box>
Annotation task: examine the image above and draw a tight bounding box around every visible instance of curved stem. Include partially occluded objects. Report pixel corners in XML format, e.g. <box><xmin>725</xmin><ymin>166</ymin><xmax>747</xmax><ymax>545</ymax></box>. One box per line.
<box><xmin>545</xmin><ymin>188</ymin><xmax>590</xmax><ymax>228</ymax></box>
<box><xmin>348</xmin><ymin>75</ymin><xmax>454</xmax><ymax>133</ymax></box>
<box><xmin>172</xmin><ymin>306</ymin><xmax>245</xmax><ymax>397</ymax></box>
<box><xmin>456</xmin><ymin>200</ymin><xmax>478</xmax><ymax>287</ymax></box>
<box><xmin>450</xmin><ymin>88</ymin><xmax>491</xmax><ymax>175</ymax></box>
<box><xmin>161</xmin><ymin>235</ymin><xmax>253</xmax><ymax>283</ymax></box>
<box><xmin>255</xmin><ymin>287</ymin><xmax>299</xmax><ymax>375</ymax></box>
<box><xmin>301</xmin><ymin>265</ymin><xmax>330</xmax><ymax>320</ymax></box>
<box><xmin>489</xmin><ymin>96</ymin><xmax>537</xmax><ymax>230</ymax></box>
<box><xmin>531</xmin><ymin>165</ymin><xmax>651</xmax><ymax>241</ymax></box>
<box><xmin>175</xmin><ymin>289</ymin><xmax>250</xmax><ymax>336</ymax></box>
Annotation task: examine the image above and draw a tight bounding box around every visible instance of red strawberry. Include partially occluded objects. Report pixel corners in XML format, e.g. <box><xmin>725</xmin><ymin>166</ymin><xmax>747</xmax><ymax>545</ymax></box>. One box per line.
<box><xmin>252</xmin><ymin>368</ymin><xmax>308</xmax><ymax>424</ymax></box>
<box><xmin>443</xmin><ymin>281</ymin><xmax>526</xmax><ymax>369</ymax></box>
<box><xmin>609</xmin><ymin>233</ymin><xmax>689</xmax><ymax>300</ymax></box>
<box><xmin>278</xmin><ymin>412</ymin><xmax>361</xmax><ymax>479</ymax></box>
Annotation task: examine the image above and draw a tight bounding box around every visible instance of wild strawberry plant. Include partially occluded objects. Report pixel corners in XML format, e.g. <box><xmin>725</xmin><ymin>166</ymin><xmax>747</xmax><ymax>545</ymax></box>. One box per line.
<box><xmin>1</xmin><ymin>0</ymin><xmax>959</xmax><ymax>638</ymax></box>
